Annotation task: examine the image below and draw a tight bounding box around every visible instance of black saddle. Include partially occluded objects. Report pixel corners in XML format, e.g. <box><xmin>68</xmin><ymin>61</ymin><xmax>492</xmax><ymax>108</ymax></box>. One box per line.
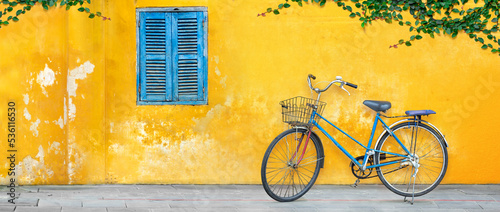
<box><xmin>363</xmin><ymin>100</ymin><xmax>391</xmax><ymax>112</ymax></box>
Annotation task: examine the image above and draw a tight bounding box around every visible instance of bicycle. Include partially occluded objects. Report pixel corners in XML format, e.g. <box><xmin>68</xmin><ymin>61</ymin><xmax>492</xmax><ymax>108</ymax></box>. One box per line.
<box><xmin>261</xmin><ymin>74</ymin><xmax>448</xmax><ymax>204</ymax></box>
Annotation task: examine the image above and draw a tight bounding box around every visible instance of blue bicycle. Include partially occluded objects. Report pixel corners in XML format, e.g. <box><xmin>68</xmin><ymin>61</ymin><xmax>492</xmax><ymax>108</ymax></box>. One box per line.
<box><xmin>261</xmin><ymin>74</ymin><xmax>448</xmax><ymax>203</ymax></box>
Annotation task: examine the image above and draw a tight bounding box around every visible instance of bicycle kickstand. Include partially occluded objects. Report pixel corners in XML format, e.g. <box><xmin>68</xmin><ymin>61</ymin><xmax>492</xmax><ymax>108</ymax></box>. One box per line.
<box><xmin>404</xmin><ymin>168</ymin><xmax>418</xmax><ymax>205</ymax></box>
<box><xmin>351</xmin><ymin>179</ymin><xmax>360</xmax><ymax>188</ymax></box>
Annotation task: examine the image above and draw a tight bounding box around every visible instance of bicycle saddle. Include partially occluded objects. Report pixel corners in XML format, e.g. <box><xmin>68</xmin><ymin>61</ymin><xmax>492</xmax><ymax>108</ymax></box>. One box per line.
<box><xmin>363</xmin><ymin>100</ymin><xmax>391</xmax><ymax>112</ymax></box>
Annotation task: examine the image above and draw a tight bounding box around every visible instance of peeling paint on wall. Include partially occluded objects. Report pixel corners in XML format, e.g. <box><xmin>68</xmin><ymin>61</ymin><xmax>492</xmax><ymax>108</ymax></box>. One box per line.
<box><xmin>17</xmin><ymin>145</ymin><xmax>54</xmax><ymax>184</ymax></box>
<box><xmin>49</xmin><ymin>142</ymin><xmax>61</xmax><ymax>154</ymax></box>
<box><xmin>30</xmin><ymin>118</ymin><xmax>41</xmax><ymax>137</ymax></box>
<box><xmin>23</xmin><ymin>93</ymin><xmax>29</xmax><ymax>105</ymax></box>
<box><xmin>53</xmin><ymin>116</ymin><xmax>64</xmax><ymax>129</ymax></box>
<box><xmin>37</xmin><ymin>64</ymin><xmax>56</xmax><ymax>96</ymax></box>
<box><xmin>64</xmin><ymin>97</ymin><xmax>67</xmax><ymax>125</ymax></box>
<box><xmin>24</xmin><ymin>107</ymin><xmax>31</xmax><ymax>121</ymax></box>
<box><xmin>67</xmin><ymin>61</ymin><xmax>95</xmax><ymax>121</ymax></box>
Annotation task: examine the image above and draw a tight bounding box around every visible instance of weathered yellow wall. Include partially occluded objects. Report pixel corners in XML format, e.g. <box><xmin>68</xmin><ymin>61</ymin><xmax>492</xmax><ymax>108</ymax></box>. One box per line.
<box><xmin>1</xmin><ymin>0</ymin><xmax>499</xmax><ymax>185</ymax></box>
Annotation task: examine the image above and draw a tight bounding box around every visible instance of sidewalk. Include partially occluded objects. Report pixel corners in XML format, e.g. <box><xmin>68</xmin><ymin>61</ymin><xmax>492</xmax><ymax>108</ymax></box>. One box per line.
<box><xmin>1</xmin><ymin>184</ymin><xmax>499</xmax><ymax>211</ymax></box>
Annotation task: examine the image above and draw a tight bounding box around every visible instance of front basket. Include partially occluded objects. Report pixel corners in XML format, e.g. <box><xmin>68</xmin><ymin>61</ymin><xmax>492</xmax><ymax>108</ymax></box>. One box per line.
<box><xmin>279</xmin><ymin>96</ymin><xmax>326</xmax><ymax>126</ymax></box>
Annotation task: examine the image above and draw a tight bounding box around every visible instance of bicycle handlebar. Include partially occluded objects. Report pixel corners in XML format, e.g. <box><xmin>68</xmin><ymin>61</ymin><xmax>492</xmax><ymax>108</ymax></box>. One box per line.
<box><xmin>345</xmin><ymin>82</ymin><xmax>358</xmax><ymax>89</ymax></box>
<box><xmin>307</xmin><ymin>74</ymin><xmax>357</xmax><ymax>95</ymax></box>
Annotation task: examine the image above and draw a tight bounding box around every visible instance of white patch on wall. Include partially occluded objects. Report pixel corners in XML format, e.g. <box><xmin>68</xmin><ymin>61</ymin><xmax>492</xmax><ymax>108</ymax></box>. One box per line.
<box><xmin>137</xmin><ymin>122</ymin><xmax>147</xmax><ymax>143</ymax></box>
<box><xmin>17</xmin><ymin>145</ymin><xmax>54</xmax><ymax>184</ymax></box>
<box><xmin>24</xmin><ymin>108</ymin><xmax>31</xmax><ymax>121</ymax></box>
<box><xmin>215</xmin><ymin>66</ymin><xmax>221</xmax><ymax>76</ymax></box>
<box><xmin>37</xmin><ymin>64</ymin><xmax>56</xmax><ymax>97</ymax></box>
<box><xmin>110</xmin><ymin>122</ymin><xmax>114</xmax><ymax>133</ymax></box>
<box><xmin>49</xmin><ymin>142</ymin><xmax>61</xmax><ymax>154</ymax></box>
<box><xmin>67</xmin><ymin>142</ymin><xmax>84</xmax><ymax>184</ymax></box>
<box><xmin>23</xmin><ymin>94</ymin><xmax>29</xmax><ymax>105</ymax></box>
<box><xmin>214</xmin><ymin>55</ymin><xmax>219</xmax><ymax>64</ymax></box>
<box><xmin>53</xmin><ymin>116</ymin><xmax>64</xmax><ymax>129</ymax></box>
<box><xmin>30</xmin><ymin>119</ymin><xmax>41</xmax><ymax>137</ymax></box>
<box><xmin>220</xmin><ymin>76</ymin><xmax>227</xmax><ymax>88</ymax></box>
<box><xmin>64</xmin><ymin>97</ymin><xmax>67</xmax><ymax>125</ymax></box>
<box><xmin>67</xmin><ymin>61</ymin><xmax>95</xmax><ymax>122</ymax></box>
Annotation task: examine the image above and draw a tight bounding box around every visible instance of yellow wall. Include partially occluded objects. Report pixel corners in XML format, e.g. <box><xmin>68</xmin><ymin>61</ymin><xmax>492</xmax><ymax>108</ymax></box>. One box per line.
<box><xmin>1</xmin><ymin>0</ymin><xmax>499</xmax><ymax>185</ymax></box>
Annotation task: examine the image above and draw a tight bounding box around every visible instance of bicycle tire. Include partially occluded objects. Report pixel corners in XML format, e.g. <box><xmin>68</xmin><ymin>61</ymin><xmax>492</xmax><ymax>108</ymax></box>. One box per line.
<box><xmin>374</xmin><ymin>122</ymin><xmax>448</xmax><ymax>197</ymax></box>
<box><xmin>261</xmin><ymin>128</ymin><xmax>322</xmax><ymax>202</ymax></box>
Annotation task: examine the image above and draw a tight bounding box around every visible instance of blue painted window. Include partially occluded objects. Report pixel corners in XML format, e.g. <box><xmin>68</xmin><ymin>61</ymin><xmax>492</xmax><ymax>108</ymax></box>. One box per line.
<box><xmin>137</xmin><ymin>8</ymin><xmax>207</xmax><ymax>105</ymax></box>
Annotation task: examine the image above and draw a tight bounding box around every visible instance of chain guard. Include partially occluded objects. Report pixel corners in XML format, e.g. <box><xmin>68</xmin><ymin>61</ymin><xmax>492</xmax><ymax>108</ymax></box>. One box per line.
<box><xmin>350</xmin><ymin>155</ymin><xmax>374</xmax><ymax>179</ymax></box>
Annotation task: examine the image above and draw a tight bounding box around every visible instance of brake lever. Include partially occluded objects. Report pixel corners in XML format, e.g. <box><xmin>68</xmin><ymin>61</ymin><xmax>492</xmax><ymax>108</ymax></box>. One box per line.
<box><xmin>340</xmin><ymin>83</ymin><xmax>351</xmax><ymax>96</ymax></box>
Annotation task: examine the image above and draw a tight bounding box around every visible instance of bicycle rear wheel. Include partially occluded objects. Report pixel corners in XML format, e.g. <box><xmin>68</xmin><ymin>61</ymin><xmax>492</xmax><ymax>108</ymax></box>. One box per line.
<box><xmin>375</xmin><ymin>122</ymin><xmax>448</xmax><ymax>197</ymax></box>
<box><xmin>261</xmin><ymin>128</ymin><xmax>322</xmax><ymax>202</ymax></box>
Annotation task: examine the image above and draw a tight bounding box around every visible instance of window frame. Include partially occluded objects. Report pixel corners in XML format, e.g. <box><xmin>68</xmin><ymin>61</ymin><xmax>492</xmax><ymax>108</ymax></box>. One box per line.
<box><xmin>136</xmin><ymin>7</ymin><xmax>208</xmax><ymax>105</ymax></box>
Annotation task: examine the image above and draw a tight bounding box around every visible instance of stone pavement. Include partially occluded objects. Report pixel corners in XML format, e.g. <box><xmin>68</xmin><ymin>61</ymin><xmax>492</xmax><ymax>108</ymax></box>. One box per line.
<box><xmin>0</xmin><ymin>184</ymin><xmax>499</xmax><ymax>211</ymax></box>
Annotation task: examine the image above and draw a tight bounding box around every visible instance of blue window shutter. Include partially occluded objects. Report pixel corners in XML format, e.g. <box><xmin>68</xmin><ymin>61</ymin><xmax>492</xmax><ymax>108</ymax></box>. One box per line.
<box><xmin>139</xmin><ymin>12</ymin><xmax>172</xmax><ymax>102</ymax></box>
<box><xmin>172</xmin><ymin>12</ymin><xmax>207</xmax><ymax>102</ymax></box>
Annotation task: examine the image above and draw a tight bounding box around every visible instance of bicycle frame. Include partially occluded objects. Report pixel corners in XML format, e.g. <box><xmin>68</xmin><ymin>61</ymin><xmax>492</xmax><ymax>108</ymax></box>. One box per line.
<box><xmin>307</xmin><ymin>110</ymin><xmax>413</xmax><ymax>170</ymax></box>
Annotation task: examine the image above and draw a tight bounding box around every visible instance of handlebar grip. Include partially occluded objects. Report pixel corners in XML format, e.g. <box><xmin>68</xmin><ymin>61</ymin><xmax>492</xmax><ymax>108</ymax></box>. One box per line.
<box><xmin>345</xmin><ymin>82</ymin><xmax>358</xmax><ymax>89</ymax></box>
<box><xmin>308</xmin><ymin>74</ymin><xmax>316</xmax><ymax>80</ymax></box>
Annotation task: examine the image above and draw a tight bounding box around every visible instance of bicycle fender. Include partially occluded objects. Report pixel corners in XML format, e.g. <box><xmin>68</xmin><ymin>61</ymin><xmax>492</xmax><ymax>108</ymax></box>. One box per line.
<box><xmin>374</xmin><ymin>119</ymin><xmax>448</xmax><ymax>149</ymax></box>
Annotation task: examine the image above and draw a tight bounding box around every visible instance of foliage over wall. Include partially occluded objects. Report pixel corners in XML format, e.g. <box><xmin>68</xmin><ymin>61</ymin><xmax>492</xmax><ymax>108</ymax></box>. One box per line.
<box><xmin>262</xmin><ymin>0</ymin><xmax>500</xmax><ymax>55</ymax></box>
<box><xmin>0</xmin><ymin>0</ymin><xmax>108</xmax><ymax>29</ymax></box>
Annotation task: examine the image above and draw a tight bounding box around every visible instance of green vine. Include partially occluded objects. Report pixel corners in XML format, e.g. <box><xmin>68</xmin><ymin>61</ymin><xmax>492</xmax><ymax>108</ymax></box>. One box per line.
<box><xmin>261</xmin><ymin>0</ymin><xmax>500</xmax><ymax>55</ymax></box>
<box><xmin>0</xmin><ymin>0</ymin><xmax>109</xmax><ymax>29</ymax></box>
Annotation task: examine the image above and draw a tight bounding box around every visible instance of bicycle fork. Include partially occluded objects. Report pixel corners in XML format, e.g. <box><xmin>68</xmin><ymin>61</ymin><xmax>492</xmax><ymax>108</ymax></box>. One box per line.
<box><xmin>289</xmin><ymin>129</ymin><xmax>313</xmax><ymax>166</ymax></box>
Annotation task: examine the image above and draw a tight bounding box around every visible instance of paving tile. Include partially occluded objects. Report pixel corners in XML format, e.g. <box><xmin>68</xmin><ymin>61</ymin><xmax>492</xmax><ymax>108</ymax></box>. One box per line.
<box><xmin>12</xmin><ymin>197</ymin><xmax>39</xmax><ymax>206</ymax></box>
<box><xmin>109</xmin><ymin>208</ymin><xmax>152</xmax><ymax>212</ymax></box>
<box><xmin>434</xmin><ymin>201</ymin><xmax>482</xmax><ymax>209</ymax></box>
<box><xmin>82</xmin><ymin>200</ymin><xmax>126</xmax><ymax>208</ymax></box>
<box><xmin>38</xmin><ymin>199</ymin><xmax>82</xmax><ymax>207</ymax></box>
<box><xmin>126</xmin><ymin>200</ymin><xmax>171</xmax><ymax>208</ymax></box>
<box><xmin>0</xmin><ymin>206</ymin><xmax>15</xmax><ymax>212</ymax></box>
<box><xmin>61</xmin><ymin>207</ymin><xmax>107</xmax><ymax>212</ymax></box>
<box><xmin>475</xmin><ymin>201</ymin><xmax>500</xmax><ymax>209</ymax></box>
<box><xmin>14</xmin><ymin>206</ymin><xmax>62</xmax><ymax>212</ymax></box>
<box><xmin>150</xmin><ymin>208</ymin><xmax>197</xmax><ymax>212</ymax></box>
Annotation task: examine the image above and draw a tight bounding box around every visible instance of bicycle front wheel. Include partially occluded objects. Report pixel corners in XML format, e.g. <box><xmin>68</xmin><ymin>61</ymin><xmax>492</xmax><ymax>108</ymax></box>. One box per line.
<box><xmin>375</xmin><ymin>122</ymin><xmax>448</xmax><ymax>197</ymax></box>
<box><xmin>261</xmin><ymin>128</ymin><xmax>322</xmax><ymax>202</ymax></box>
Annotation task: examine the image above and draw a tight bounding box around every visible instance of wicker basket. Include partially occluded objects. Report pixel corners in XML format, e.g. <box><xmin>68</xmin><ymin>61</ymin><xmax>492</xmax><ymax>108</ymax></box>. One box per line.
<box><xmin>279</xmin><ymin>96</ymin><xmax>326</xmax><ymax>126</ymax></box>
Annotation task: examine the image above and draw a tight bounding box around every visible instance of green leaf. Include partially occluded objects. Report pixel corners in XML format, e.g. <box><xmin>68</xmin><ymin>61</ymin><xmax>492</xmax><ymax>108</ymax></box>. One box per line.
<box><xmin>96</xmin><ymin>12</ymin><xmax>102</xmax><ymax>16</ymax></box>
<box><xmin>492</xmin><ymin>18</ymin><xmax>498</xmax><ymax>23</ymax></box>
<box><xmin>12</xmin><ymin>16</ymin><xmax>18</xmax><ymax>21</ymax></box>
<box><xmin>78</xmin><ymin>7</ymin><xmax>85</xmax><ymax>12</ymax></box>
<box><xmin>410</xmin><ymin>35</ymin><xmax>416</xmax><ymax>40</ymax></box>
<box><xmin>16</xmin><ymin>10</ymin><xmax>22</xmax><ymax>16</ymax></box>
<box><xmin>284</xmin><ymin>3</ymin><xmax>290</xmax><ymax>8</ymax></box>
<box><xmin>278</xmin><ymin>4</ymin><xmax>283</xmax><ymax>9</ymax></box>
<box><xmin>399</xmin><ymin>39</ymin><xmax>404</xmax><ymax>44</ymax></box>
<box><xmin>267</xmin><ymin>8</ymin><xmax>272</xmax><ymax>13</ymax></box>
<box><xmin>85</xmin><ymin>7</ymin><xmax>90</xmax><ymax>13</ymax></box>
<box><xmin>350</xmin><ymin>13</ymin><xmax>356</xmax><ymax>18</ymax></box>
<box><xmin>89</xmin><ymin>13</ymin><xmax>95</xmax><ymax>18</ymax></box>
<box><xmin>346</xmin><ymin>6</ymin><xmax>352</xmax><ymax>12</ymax></box>
<box><xmin>273</xmin><ymin>9</ymin><xmax>279</xmax><ymax>15</ymax></box>
<box><xmin>452</xmin><ymin>31</ymin><xmax>458</xmax><ymax>38</ymax></box>
<box><xmin>416</xmin><ymin>35</ymin><xmax>423</xmax><ymax>40</ymax></box>
<box><xmin>481</xmin><ymin>44</ymin><xmax>488</xmax><ymax>49</ymax></box>
<box><xmin>405</xmin><ymin>41</ymin><xmax>412</xmax><ymax>46</ymax></box>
